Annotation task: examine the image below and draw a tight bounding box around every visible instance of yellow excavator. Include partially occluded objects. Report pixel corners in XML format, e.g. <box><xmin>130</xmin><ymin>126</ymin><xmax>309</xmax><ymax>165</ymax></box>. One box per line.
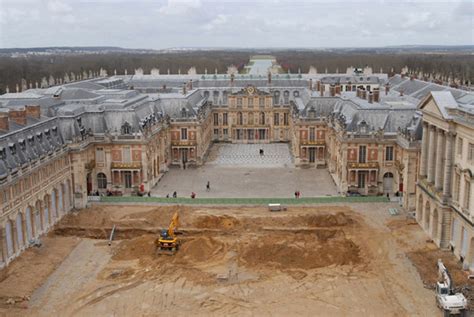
<box><xmin>156</xmin><ymin>211</ymin><xmax>180</xmax><ymax>255</ymax></box>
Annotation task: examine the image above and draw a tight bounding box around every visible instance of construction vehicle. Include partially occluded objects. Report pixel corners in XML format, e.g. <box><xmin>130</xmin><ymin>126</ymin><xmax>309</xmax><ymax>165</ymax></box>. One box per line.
<box><xmin>156</xmin><ymin>212</ymin><xmax>180</xmax><ymax>255</ymax></box>
<box><xmin>436</xmin><ymin>259</ymin><xmax>468</xmax><ymax>316</ymax></box>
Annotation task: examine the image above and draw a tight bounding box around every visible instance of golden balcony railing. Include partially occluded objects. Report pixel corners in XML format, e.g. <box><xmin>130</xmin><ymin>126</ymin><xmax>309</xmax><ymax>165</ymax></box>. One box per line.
<box><xmin>171</xmin><ymin>140</ymin><xmax>197</xmax><ymax>146</ymax></box>
<box><xmin>347</xmin><ymin>162</ymin><xmax>379</xmax><ymax>169</ymax></box>
<box><xmin>111</xmin><ymin>162</ymin><xmax>142</xmax><ymax>170</ymax></box>
<box><xmin>300</xmin><ymin>140</ymin><xmax>325</xmax><ymax>146</ymax></box>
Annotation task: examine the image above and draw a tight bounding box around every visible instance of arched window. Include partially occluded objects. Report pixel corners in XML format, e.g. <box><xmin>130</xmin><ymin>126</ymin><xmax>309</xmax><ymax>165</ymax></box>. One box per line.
<box><xmin>283</xmin><ymin>90</ymin><xmax>290</xmax><ymax>104</ymax></box>
<box><xmin>121</xmin><ymin>122</ymin><xmax>131</xmax><ymax>135</ymax></box>
<box><xmin>273</xmin><ymin>91</ymin><xmax>280</xmax><ymax>105</ymax></box>
<box><xmin>97</xmin><ymin>173</ymin><xmax>107</xmax><ymax>189</ymax></box>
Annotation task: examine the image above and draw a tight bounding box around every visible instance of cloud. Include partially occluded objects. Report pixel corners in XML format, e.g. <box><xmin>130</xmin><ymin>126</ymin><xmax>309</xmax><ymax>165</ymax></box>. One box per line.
<box><xmin>47</xmin><ymin>0</ymin><xmax>72</xmax><ymax>13</ymax></box>
<box><xmin>158</xmin><ymin>0</ymin><xmax>201</xmax><ymax>16</ymax></box>
<box><xmin>202</xmin><ymin>14</ymin><xmax>228</xmax><ymax>31</ymax></box>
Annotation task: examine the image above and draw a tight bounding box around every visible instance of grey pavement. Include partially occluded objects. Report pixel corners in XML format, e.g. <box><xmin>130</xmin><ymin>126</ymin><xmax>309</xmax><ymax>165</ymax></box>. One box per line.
<box><xmin>152</xmin><ymin>144</ymin><xmax>337</xmax><ymax>198</ymax></box>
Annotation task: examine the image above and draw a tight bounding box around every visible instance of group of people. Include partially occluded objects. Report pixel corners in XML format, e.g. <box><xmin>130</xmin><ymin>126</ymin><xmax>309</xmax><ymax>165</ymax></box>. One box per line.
<box><xmin>164</xmin><ymin>181</ymin><xmax>210</xmax><ymax>199</ymax></box>
<box><xmin>165</xmin><ymin>191</ymin><xmax>178</xmax><ymax>198</ymax></box>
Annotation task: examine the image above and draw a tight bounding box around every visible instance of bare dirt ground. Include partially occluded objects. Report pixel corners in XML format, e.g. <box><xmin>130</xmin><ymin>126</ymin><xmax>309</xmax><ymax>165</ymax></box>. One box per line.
<box><xmin>0</xmin><ymin>203</ymin><xmax>470</xmax><ymax>316</ymax></box>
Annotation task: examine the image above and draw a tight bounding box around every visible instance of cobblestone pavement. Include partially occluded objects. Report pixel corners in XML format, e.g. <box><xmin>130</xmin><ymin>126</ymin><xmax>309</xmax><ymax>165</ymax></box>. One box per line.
<box><xmin>152</xmin><ymin>144</ymin><xmax>337</xmax><ymax>198</ymax></box>
<box><xmin>206</xmin><ymin>143</ymin><xmax>294</xmax><ymax>168</ymax></box>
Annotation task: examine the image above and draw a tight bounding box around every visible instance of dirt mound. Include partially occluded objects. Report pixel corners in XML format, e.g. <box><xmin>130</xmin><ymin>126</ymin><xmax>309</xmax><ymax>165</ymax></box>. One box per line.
<box><xmin>303</xmin><ymin>212</ymin><xmax>354</xmax><ymax>227</ymax></box>
<box><xmin>193</xmin><ymin>215</ymin><xmax>240</xmax><ymax>230</ymax></box>
<box><xmin>240</xmin><ymin>232</ymin><xmax>360</xmax><ymax>270</ymax></box>
<box><xmin>176</xmin><ymin>236</ymin><xmax>227</xmax><ymax>263</ymax></box>
<box><xmin>112</xmin><ymin>235</ymin><xmax>156</xmax><ymax>261</ymax></box>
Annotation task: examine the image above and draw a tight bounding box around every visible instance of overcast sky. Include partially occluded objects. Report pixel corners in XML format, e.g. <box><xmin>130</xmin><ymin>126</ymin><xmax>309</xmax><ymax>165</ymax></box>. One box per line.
<box><xmin>0</xmin><ymin>0</ymin><xmax>472</xmax><ymax>49</ymax></box>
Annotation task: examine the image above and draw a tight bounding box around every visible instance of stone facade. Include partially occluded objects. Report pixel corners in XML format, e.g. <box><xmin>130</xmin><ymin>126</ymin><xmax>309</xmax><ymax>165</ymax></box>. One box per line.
<box><xmin>416</xmin><ymin>92</ymin><xmax>474</xmax><ymax>271</ymax></box>
<box><xmin>0</xmin><ymin>58</ymin><xmax>472</xmax><ymax>266</ymax></box>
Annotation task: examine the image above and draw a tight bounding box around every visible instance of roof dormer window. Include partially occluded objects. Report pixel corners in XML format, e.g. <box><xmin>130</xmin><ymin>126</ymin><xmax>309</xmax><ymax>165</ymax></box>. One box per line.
<box><xmin>121</xmin><ymin>122</ymin><xmax>131</xmax><ymax>135</ymax></box>
<box><xmin>0</xmin><ymin>147</ymin><xmax>6</xmax><ymax>160</ymax></box>
<box><xmin>8</xmin><ymin>143</ymin><xmax>16</xmax><ymax>155</ymax></box>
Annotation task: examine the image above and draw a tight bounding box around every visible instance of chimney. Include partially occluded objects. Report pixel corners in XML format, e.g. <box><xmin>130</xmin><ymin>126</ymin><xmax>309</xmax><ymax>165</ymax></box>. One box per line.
<box><xmin>0</xmin><ymin>111</ymin><xmax>9</xmax><ymax>131</ymax></box>
<box><xmin>189</xmin><ymin>79</ymin><xmax>193</xmax><ymax>90</ymax></box>
<box><xmin>368</xmin><ymin>92</ymin><xmax>373</xmax><ymax>104</ymax></box>
<box><xmin>320</xmin><ymin>84</ymin><xmax>324</xmax><ymax>97</ymax></box>
<box><xmin>335</xmin><ymin>84</ymin><xmax>341</xmax><ymax>95</ymax></box>
<box><xmin>316</xmin><ymin>80</ymin><xmax>321</xmax><ymax>92</ymax></box>
<box><xmin>26</xmin><ymin>105</ymin><xmax>41</xmax><ymax>119</ymax></box>
<box><xmin>400</xmin><ymin>90</ymin><xmax>404</xmax><ymax>97</ymax></box>
<box><xmin>347</xmin><ymin>82</ymin><xmax>352</xmax><ymax>91</ymax></box>
<box><xmin>329</xmin><ymin>85</ymin><xmax>336</xmax><ymax>97</ymax></box>
<box><xmin>385</xmin><ymin>84</ymin><xmax>390</xmax><ymax>95</ymax></box>
<box><xmin>182</xmin><ymin>83</ymin><xmax>187</xmax><ymax>95</ymax></box>
<box><xmin>361</xmin><ymin>89</ymin><xmax>367</xmax><ymax>100</ymax></box>
<box><xmin>9</xmin><ymin>108</ymin><xmax>27</xmax><ymax>126</ymax></box>
<box><xmin>267</xmin><ymin>72</ymin><xmax>271</xmax><ymax>84</ymax></box>
<box><xmin>309</xmin><ymin>78</ymin><xmax>313</xmax><ymax>91</ymax></box>
<box><xmin>373</xmin><ymin>88</ymin><xmax>380</xmax><ymax>102</ymax></box>
<box><xmin>231</xmin><ymin>73</ymin><xmax>235</xmax><ymax>85</ymax></box>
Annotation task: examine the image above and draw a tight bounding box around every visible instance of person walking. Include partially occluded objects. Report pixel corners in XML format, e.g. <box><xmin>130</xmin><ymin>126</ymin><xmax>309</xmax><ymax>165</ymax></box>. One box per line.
<box><xmin>206</xmin><ymin>181</ymin><xmax>210</xmax><ymax>192</ymax></box>
<box><xmin>173</xmin><ymin>191</ymin><xmax>177</xmax><ymax>198</ymax></box>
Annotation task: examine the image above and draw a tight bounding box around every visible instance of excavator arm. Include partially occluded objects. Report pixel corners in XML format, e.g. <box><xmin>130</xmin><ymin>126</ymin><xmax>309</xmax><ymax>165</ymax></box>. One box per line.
<box><xmin>167</xmin><ymin>212</ymin><xmax>179</xmax><ymax>238</ymax></box>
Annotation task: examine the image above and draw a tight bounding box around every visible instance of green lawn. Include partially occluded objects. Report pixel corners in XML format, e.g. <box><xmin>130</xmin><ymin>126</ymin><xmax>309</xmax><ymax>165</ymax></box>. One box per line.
<box><xmin>99</xmin><ymin>196</ymin><xmax>389</xmax><ymax>205</ymax></box>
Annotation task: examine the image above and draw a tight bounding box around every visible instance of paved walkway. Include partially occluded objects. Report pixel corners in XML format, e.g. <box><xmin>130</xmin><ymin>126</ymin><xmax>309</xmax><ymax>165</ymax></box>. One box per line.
<box><xmin>152</xmin><ymin>144</ymin><xmax>336</xmax><ymax>198</ymax></box>
<box><xmin>206</xmin><ymin>143</ymin><xmax>293</xmax><ymax>168</ymax></box>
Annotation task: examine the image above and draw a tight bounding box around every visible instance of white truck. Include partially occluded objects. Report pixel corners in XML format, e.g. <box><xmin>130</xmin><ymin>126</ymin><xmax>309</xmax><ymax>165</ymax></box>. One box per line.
<box><xmin>436</xmin><ymin>259</ymin><xmax>468</xmax><ymax>316</ymax></box>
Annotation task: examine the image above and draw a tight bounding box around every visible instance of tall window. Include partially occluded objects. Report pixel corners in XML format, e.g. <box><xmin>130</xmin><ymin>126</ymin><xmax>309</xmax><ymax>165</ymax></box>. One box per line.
<box><xmin>96</xmin><ymin>147</ymin><xmax>104</xmax><ymax>162</ymax></box>
<box><xmin>181</xmin><ymin>128</ymin><xmax>188</xmax><ymax>140</ymax></box>
<box><xmin>237</xmin><ymin>98</ymin><xmax>242</xmax><ymax>107</ymax></box>
<box><xmin>385</xmin><ymin>146</ymin><xmax>394</xmax><ymax>161</ymax></box>
<box><xmin>464</xmin><ymin>180</ymin><xmax>471</xmax><ymax>210</ymax></box>
<box><xmin>457</xmin><ymin>137</ymin><xmax>463</xmax><ymax>156</ymax></box>
<box><xmin>259</xmin><ymin>97</ymin><xmax>265</xmax><ymax>108</ymax></box>
<box><xmin>274</xmin><ymin>113</ymin><xmax>280</xmax><ymax>126</ymax></box>
<box><xmin>213</xmin><ymin>113</ymin><xmax>219</xmax><ymax>126</ymax></box>
<box><xmin>222</xmin><ymin>91</ymin><xmax>228</xmax><ymax>105</ymax></box>
<box><xmin>359</xmin><ymin>146</ymin><xmax>367</xmax><ymax>163</ymax></box>
<box><xmin>454</xmin><ymin>173</ymin><xmax>461</xmax><ymax>202</ymax></box>
<box><xmin>283</xmin><ymin>91</ymin><xmax>290</xmax><ymax>104</ymax></box>
<box><xmin>213</xmin><ymin>91</ymin><xmax>219</xmax><ymax>104</ymax></box>
<box><xmin>237</xmin><ymin>112</ymin><xmax>243</xmax><ymax>125</ymax></box>
<box><xmin>260</xmin><ymin>112</ymin><xmax>265</xmax><ymax>125</ymax></box>
<box><xmin>248</xmin><ymin>98</ymin><xmax>254</xmax><ymax>108</ymax></box>
<box><xmin>223</xmin><ymin>113</ymin><xmax>228</xmax><ymax>125</ymax></box>
<box><xmin>273</xmin><ymin>91</ymin><xmax>280</xmax><ymax>105</ymax></box>
<box><xmin>123</xmin><ymin>147</ymin><xmax>131</xmax><ymax>163</ymax></box>
<box><xmin>97</xmin><ymin>173</ymin><xmax>107</xmax><ymax>189</ymax></box>
<box><xmin>284</xmin><ymin>113</ymin><xmax>289</xmax><ymax>126</ymax></box>
<box><xmin>309</xmin><ymin>127</ymin><xmax>315</xmax><ymax>141</ymax></box>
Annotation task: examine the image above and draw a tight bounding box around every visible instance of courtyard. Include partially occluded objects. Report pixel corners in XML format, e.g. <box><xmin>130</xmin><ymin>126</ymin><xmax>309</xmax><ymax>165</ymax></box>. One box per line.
<box><xmin>152</xmin><ymin>143</ymin><xmax>338</xmax><ymax>198</ymax></box>
<box><xmin>0</xmin><ymin>202</ymin><xmax>472</xmax><ymax>316</ymax></box>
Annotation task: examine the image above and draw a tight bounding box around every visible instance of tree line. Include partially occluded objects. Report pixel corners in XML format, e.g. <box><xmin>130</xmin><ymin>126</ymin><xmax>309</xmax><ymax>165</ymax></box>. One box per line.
<box><xmin>0</xmin><ymin>50</ymin><xmax>471</xmax><ymax>94</ymax></box>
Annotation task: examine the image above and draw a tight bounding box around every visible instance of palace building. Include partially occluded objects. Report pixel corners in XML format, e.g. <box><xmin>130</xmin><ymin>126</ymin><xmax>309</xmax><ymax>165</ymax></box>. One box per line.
<box><xmin>0</xmin><ymin>57</ymin><xmax>472</xmax><ymax>267</ymax></box>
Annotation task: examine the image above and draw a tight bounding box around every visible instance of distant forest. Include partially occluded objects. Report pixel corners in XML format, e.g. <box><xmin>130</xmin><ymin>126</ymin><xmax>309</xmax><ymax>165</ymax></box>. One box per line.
<box><xmin>0</xmin><ymin>50</ymin><xmax>472</xmax><ymax>94</ymax></box>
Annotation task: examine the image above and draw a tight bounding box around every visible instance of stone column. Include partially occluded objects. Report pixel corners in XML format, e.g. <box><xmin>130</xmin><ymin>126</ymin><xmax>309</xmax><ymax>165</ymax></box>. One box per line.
<box><xmin>427</xmin><ymin>125</ymin><xmax>437</xmax><ymax>183</ymax></box>
<box><xmin>435</xmin><ymin>129</ymin><xmax>445</xmax><ymax>190</ymax></box>
<box><xmin>420</xmin><ymin>122</ymin><xmax>429</xmax><ymax>177</ymax></box>
<box><xmin>443</xmin><ymin>132</ymin><xmax>455</xmax><ymax>197</ymax></box>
